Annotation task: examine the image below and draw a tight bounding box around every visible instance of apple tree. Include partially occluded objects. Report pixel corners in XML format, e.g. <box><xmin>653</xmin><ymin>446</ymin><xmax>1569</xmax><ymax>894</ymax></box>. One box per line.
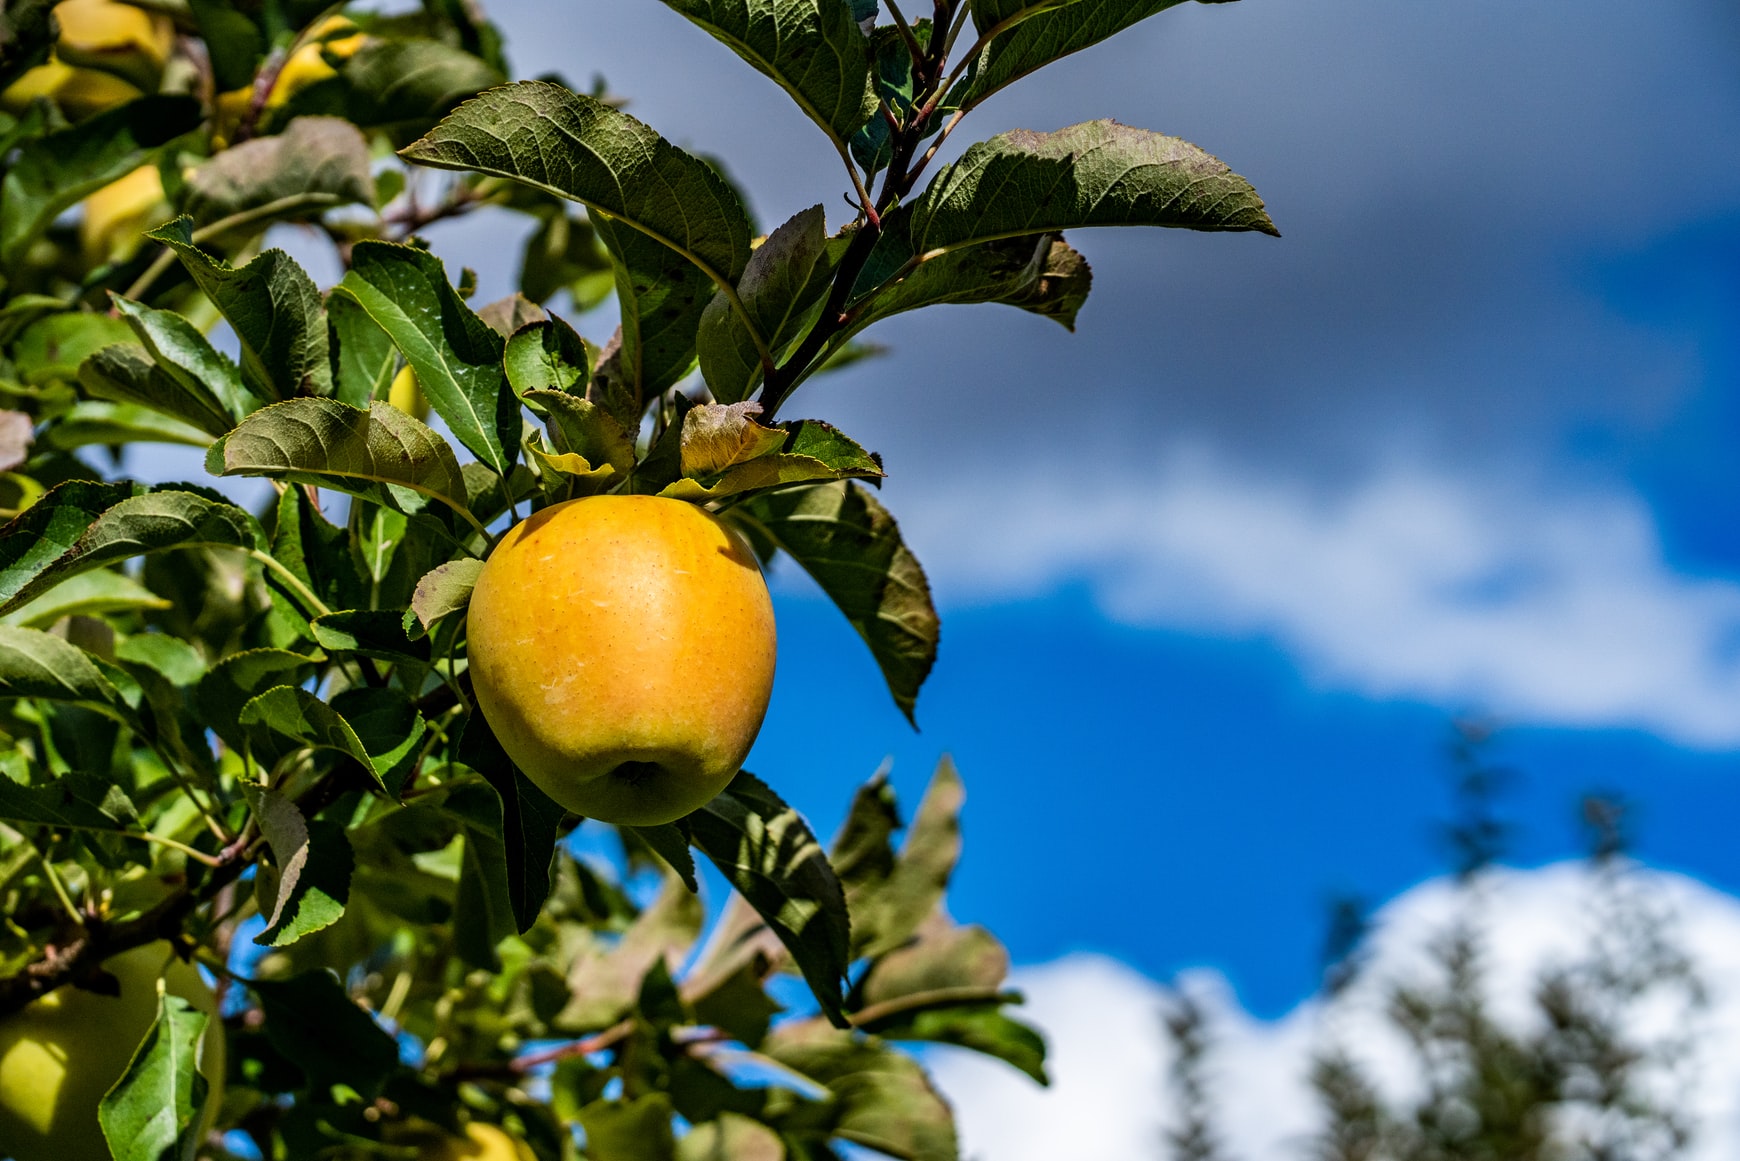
<box><xmin>0</xmin><ymin>0</ymin><xmax>1276</xmax><ymax>1158</ymax></box>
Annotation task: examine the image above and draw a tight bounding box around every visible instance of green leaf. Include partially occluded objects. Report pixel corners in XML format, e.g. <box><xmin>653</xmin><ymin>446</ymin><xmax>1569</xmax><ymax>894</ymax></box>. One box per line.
<box><xmin>208</xmin><ymin>398</ymin><xmax>475</xmax><ymax>527</ymax></box>
<box><xmin>969</xmin><ymin>0</ymin><xmax>1082</xmax><ymax>30</ymax></box>
<box><xmin>560</xmin><ymin>871</ymin><xmax>704</xmax><ymax>1032</ymax></box>
<box><xmin>457</xmin><ymin>711</ymin><xmax>567</xmax><ymax>932</ymax></box>
<box><xmin>504</xmin><ymin>316</ymin><xmax>594</xmax><ymax>397</ymax></box>
<box><xmin>577</xmin><ymin>1093</ymin><xmax>678</xmax><ymax>1161</ymax></box>
<box><xmin>239</xmin><ymin>685</ymin><xmax>381</xmax><ymax>787</ymax></box>
<box><xmin>658</xmin><ymin>453</ymin><xmax>867</xmax><ymax>503</ymax></box>
<box><xmin>328</xmin><ymin>293</ymin><xmax>398</xmax><ymax>409</ymax></box>
<box><xmin>766</xmin><ymin>1020</ymin><xmax>957</xmax><ymax>1161</ymax></box>
<box><xmin>862</xmin><ymin>918</ymin><xmax>1003</xmax><ymax>1003</ymax></box>
<box><xmin>520</xmin><ymin>209</ymin><xmax>615</xmax><ymax>308</ymax></box>
<box><xmin>246</xmin><ymin>785</ymin><xmax>354</xmax><ymax>947</ymax></box>
<box><xmin>0</xmin><ymin>0</ymin><xmax>56</xmax><ymax>92</ymax></box>
<box><xmin>863</xmin><ymin>1001</ymin><xmax>1048</xmax><ymax>1085</ymax></box>
<box><xmin>401</xmin><ymin>81</ymin><xmax>754</xmax><ymax>289</ymax></box>
<box><xmin>97</xmin><ymin>990</ymin><xmax>210</xmax><ymax>1161</ymax></box>
<box><xmin>851</xmin><ymin>22</ymin><xmax>926</xmax><ymax>175</ymax></box>
<box><xmin>406</xmin><ymin>557</ymin><xmax>485</xmax><ymax>637</ymax></box>
<box><xmin>0</xmin><ymin>769</ymin><xmax>140</xmax><ymax>832</ymax></box>
<box><xmin>737</xmin><ymin>481</ymin><xmax>936</xmax><ymax>723</ymax></box>
<box><xmin>439</xmin><ymin>779</ymin><xmax>519</xmax><ymax>968</ymax></box>
<box><xmin>333</xmin><ymin>241</ymin><xmax>518</xmax><ymax>476</ymax></box>
<box><xmin>0</xmin><ymin>567</ymin><xmax>169</xmax><ymax>627</ymax></box>
<box><xmin>0</xmin><ymin>486</ymin><xmax>261</xmax><ymax>617</ymax></box>
<box><xmin>849</xmin><ymin>759</ymin><xmax>962</xmax><ymax>957</ymax></box>
<box><xmin>628</xmin><ymin>823</ymin><xmax>700</xmax><ymax>893</ymax></box>
<box><xmin>310</xmin><ymin>610</ymin><xmax>432</xmax><ymax>664</ymax></box>
<box><xmin>13</xmin><ymin>311</ymin><xmax>132</xmax><ymax>384</ymax></box>
<box><xmin>252</xmin><ymin>969</ymin><xmax>400</xmax><ymax>1096</ymax></box>
<box><xmin>195</xmin><ymin>648</ymin><xmax>320</xmax><ymax>755</ymax></box>
<box><xmin>269</xmin><ymin>484</ymin><xmax>367</xmax><ymax>617</ymax></box>
<box><xmin>145</xmin><ymin>218</ymin><xmax>333</xmax><ymax>400</ymax></box>
<box><xmin>332</xmin><ymin>687</ymin><xmax>428</xmax><ymax>797</ymax></box>
<box><xmin>110</xmin><ymin>295</ymin><xmax>254</xmax><ymax>427</ymax></box>
<box><xmin>678</xmin><ymin>1113</ymin><xmax>786</xmax><ymax>1161</ymax></box>
<box><xmin>655</xmin><ymin>0</ymin><xmax>876</xmax><ymax>151</ymax></box>
<box><xmin>687</xmin><ymin>771</ymin><xmax>852</xmax><ymax>1028</ymax></box>
<box><xmin>37</xmin><ymin>402</ymin><xmax>213</xmax><ymax>451</ymax></box>
<box><xmin>593</xmin><ymin>213</ymin><xmax>715</xmax><ymax>399</ymax></box>
<box><xmin>311</xmin><ymin>37</ymin><xmax>504</xmax><ymax>147</ymax></box>
<box><xmin>183</xmin><ymin>115</ymin><xmax>374</xmax><ymax>226</ymax></box>
<box><xmin>698</xmin><ymin>204</ymin><xmax>831</xmax><ymax>403</ymax></box>
<box><xmin>904</xmin><ymin>119</ymin><xmax>1277</xmax><ymax>255</ymax></box>
<box><xmin>187</xmin><ymin>0</ymin><xmax>262</xmax><ymax>92</ymax></box>
<box><xmin>0</xmin><ymin>95</ymin><xmax>200</xmax><ymax>267</ymax></box>
<box><xmin>851</xmin><ymin>230</ymin><xmax>1093</xmax><ymax>336</ymax></box>
<box><xmin>526</xmin><ymin>391</ymin><xmax>634</xmax><ymax>483</ymax></box>
<box><xmin>952</xmin><ymin>0</ymin><xmax>1193</xmax><ymax>109</ymax></box>
<box><xmin>79</xmin><ymin>340</ymin><xmax>239</xmax><ymax>440</ymax></box>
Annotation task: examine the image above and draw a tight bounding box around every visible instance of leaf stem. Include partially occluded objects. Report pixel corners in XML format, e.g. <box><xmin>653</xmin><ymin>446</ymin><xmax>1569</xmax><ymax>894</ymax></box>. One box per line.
<box><xmin>33</xmin><ymin>845</ymin><xmax>84</xmax><ymax>926</ymax></box>
<box><xmin>248</xmin><ymin>549</ymin><xmax>334</xmax><ymax>619</ymax></box>
<box><xmin>123</xmin><ymin>193</ymin><xmax>345</xmax><ymax>301</ymax></box>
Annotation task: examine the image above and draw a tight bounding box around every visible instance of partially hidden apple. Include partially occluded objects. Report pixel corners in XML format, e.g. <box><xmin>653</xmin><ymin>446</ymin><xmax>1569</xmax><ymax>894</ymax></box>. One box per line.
<box><xmin>0</xmin><ymin>941</ymin><xmax>225</xmax><ymax>1161</ymax></box>
<box><xmin>419</xmin><ymin>1122</ymin><xmax>535</xmax><ymax>1160</ymax></box>
<box><xmin>467</xmin><ymin>495</ymin><xmax>777</xmax><ymax>826</ymax></box>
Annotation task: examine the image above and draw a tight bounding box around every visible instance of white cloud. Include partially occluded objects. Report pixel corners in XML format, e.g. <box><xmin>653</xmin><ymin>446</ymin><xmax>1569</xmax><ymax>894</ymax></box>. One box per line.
<box><xmin>892</xmin><ymin>455</ymin><xmax>1740</xmax><ymax>747</ymax></box>
<box><xmin>933</xmin><ymin>863</ymin><xmax>1740</xmax><ymax>1161</ymax></box>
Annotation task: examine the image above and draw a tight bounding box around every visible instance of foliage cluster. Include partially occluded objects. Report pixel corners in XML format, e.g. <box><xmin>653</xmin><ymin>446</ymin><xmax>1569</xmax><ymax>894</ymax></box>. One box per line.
<box><xmin>0</xmin><ymin>0</ymin><xmax>1274</xmax><ymax>1157</ymax></box>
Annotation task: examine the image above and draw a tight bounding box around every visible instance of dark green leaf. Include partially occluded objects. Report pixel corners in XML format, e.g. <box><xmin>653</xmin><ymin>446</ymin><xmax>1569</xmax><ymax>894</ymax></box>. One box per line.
<box><xmin>0</xmin><ymin>96</ymin><xmax>200</xmax><ymax>267</ymax></box>
<box><xmin>110</xmin><ymin>295</ymin><xmax>253</xmax><ymax>427</ymax></box>
<box><xmin>0</xmin><ymin>480</ymin><xmax>137</xmax><ymax>611</ymax></box>
<box><xmin>905</xmin><ymin>119</ymin><xmax>1277</xmax><ymax>254</ymax></box>
<box><xmin>0</xmin><ymin>769</ymin><xmax>140</xmax><ymax>832</ymax></box>
<box><xmin>657</xmin><ymin>0</ymin><xmax>875</xmax><ymax>151</ymax></box>
<box><xmin>252</xmin><ymin>969</ymin><xmax>400</xmax><ymax>1096</ymax></box>
<box><xmin>628</xmin><ymin>822</ymin><xmax>699</xmax><ymax>893</ymax></box>
<box><xmin>520</xmin><ymin>209</ymin><xmax>615</xmax><ymax>307</ymax></box>
<box><xmin>334</xmin><ymin>241</ymin><xmax>517</xmax><ymax>476</ymax></box>
<box><xmin>849</xmin><ymin>759</ymin><xmax>962</xmax><ymax>957</ymax></box>
<box><xmin>79</xmin><ymin>340</ymin><xmax>239</xmax><ymax>440</ymax></box>
<box><xmin>0</xmin><ymin>486</ymin><xmax>259</xmax><ymax>619</ymax></box>
<box><xmin>247</xmin><ymin>785</ymin><xmax>353</xmax><ymax>947</ymax></box>
<box><xmin>737</xmin><ymin>481</ymin><xmax>935</xmax><ymax>723</ymax></box>
<box><xmin>184</xmin><ymin>115</ymin><xmax>374</xmax><ymax>226</ymax></box>
<box><xmin>688</xmin><ymin>771</ymin><xmax>852</xmax><ymax>1028</ymax></box>
<box><xmin>577</xmin><ymin>1094</ymin><xmax>677</xmax><ymax>1161</ymax></box>
<box><xmin>851</xmin><ymin>230</ymin><xmax>1093</xmax><ymax>336</ymax></box>
<box><xmin>401</xmin><ymin>81</ymin><xmax>754</xmax><ymax>289</ymax></box>
<box><xmin>332</xmin><ymin>687</ymin><xmax>428</xmax><ymax>797</ymax></box>
<box><xmin>187</xmin><ymin>0</ymin><xmax>262</xmax><ymax>92</ymax></box>
<box><xmin>239</xmin><ymin>685</ymin><xmax>380</xmax><ymax>786</ymax></box>
<box><xmin>697</xmin><ymin>204</ymin><xmax>830</xmax><ymax>403</ymax></box>
<box><xmin>457</xmin><ymin>712</ymin><xmax>566</xmax><ymax>932</ymax></box>
<box><xmin>592</xmin><ymin>213</ymin><xmax>715</xmax><ymax>399</ymax></box>
<box><xmin>327</xmin><ymin>292</ymin><xmax>398</xmax><ymax>409</ymax></box>
<box><xmin>0</xmin><ymin>0</ymin><xmax>56</xmax><ymax>92</ymax></box>
<box><xmin>315</xmin><ymin>37</ymin><xmax>504</xmax><ymax>147</ymax></box>
<box><xmin>97</xmin><ymin>990</ymin><xmax>210</xmax><ymax>1161</ymax></box>
<box><xmin>439</xmin><ymin>778</ymin><xmax>518</xmax><ymax>968</ymax></box>
<box><xmin>952</xmin><ymin>0</ymin><xmax>1193</xmax><ymax>109</ymax></box>
<box><xmin>968</xmin><ymin>0</ymin><xmax>1080</xmax><ymax>31</ymax></box>
<box><xmin>504</xmin><ymin>316</ymin><xmax>593</xmax><ymax>396</ymax></box>
<box><xmin>269</xmin><ymin>484</ymin><xmax>367</xmax><ymax>617</ymax></box>
<box><xmin>145</xmin><ymin>218</ymin><xmax>333</xmax><ymax>400</ymax></box>
<box><xmin>194</xmin><ymin>648</ymin><xmax>320</xmax><ymax>754</ymax></box>
<box><xmin>310</xmin><ymin>609</ymin><xmax>431</xmax><ymax>663</ymax></box>
<box><xmin>208</xmin><ymin>397</ymin><xmax>475</xmax><ymax>527</ymax></box>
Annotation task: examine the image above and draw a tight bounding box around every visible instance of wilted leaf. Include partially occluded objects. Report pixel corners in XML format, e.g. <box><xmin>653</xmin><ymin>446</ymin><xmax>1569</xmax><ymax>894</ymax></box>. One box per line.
<box><xmin>0</xmin><ymin>410</ymin><xmax>30</xmax><ymax>471</ymax></box>
<box><xmin>334</xmin><ymin>241</ymin><xmax>518</xmax><ymax>476</ymax></box>
<box><xmin>850</xmin><ymin>759</ymin><xmax>963</xmax><ymax>958</ymax></box>
<box><xmin>737</xmin><ymin>481</ymin><xmax>936</xmax><ymax>722</ymax></box>
<box><xmin>406</xmin><ymin>557</ymin><xmax>485</xmax><ymax>636</ymax></box>
<box><xmin>849</xmin><ymin>229</ymin><xmax>1093</xmax><ymax>337</ymax></box>
<box><xmin>682</xmin><ymin>401</ymin><xmax>788</xmax><ymax>477</ymax></box>
<box><xmin>97</xmin><ymin>990</ymin><xmax>210</xmax><ymax>1161</ymax></box>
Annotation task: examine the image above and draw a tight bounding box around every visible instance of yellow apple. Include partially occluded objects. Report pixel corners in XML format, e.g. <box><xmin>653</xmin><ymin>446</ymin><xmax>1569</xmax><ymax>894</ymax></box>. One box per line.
<box><xmin>0</xmin><ymin>940</ymin><xmax>225</xmax><ymax>1161</ymax></box>
<box><xmin>0</xmin><ymin>57</ymin><xmax>141</xmax><ymax>119</ymax></box>
<box><xmin>467</xmin><ymin>495</ymin><xmax>777</xmax><ymax>825</ymax></box>
<box><xmin>388</xmin><ymin>364</ymin><xmax>431</xmax><ymax>422</ymax></box>
<box><xmin>420</xmin><ymin>1122</ymin><xmax>536</xmax><ymax>1161</ymax></box>
<box><xmin>267</xmin><ymin>16</ymin><xmax>367</xmax><ymax>109</ymax></box>
<box><xmin>79</xmin><ymin>163</ymin><xmax>166</xmax><ymax>265</ymax></box>
<box><xmin>51</xmin><ymin>0</ymin><xmax>174</xmax><ymax>89</ymax></box>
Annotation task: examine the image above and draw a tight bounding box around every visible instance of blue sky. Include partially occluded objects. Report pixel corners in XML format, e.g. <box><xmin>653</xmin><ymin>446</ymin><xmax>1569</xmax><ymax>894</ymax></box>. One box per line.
<box><xmin>273</xmin><ymin>1</ymin><xmax>1740</xmax><ymax>1020</ymax></box>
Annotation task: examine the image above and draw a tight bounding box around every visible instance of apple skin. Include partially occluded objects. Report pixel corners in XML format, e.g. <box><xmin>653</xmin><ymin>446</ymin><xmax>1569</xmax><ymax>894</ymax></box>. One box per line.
<box><xmin>421</xmin><ymin>1122</ymin><xmax>535</xmax><ymax>1160</ymax></box>
<box><xmin>0</xmin><ymin>941</ymin><xmax>225</xmax><ymax>1161</ymax></box>
<box><xmin>468</xmin><ymin>495</ymin><xmax>777</xmax><ymax>826</ymax></box>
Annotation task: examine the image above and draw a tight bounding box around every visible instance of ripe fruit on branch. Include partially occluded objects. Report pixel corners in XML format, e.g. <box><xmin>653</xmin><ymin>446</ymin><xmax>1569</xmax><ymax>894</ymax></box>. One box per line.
<box><xmin>467</xmin><ymin>495</ymin><xmax>778</xmax><ymax>826</ymax></box>
<box><xmin>0</xmin><ymin>941</ymin><xmax>224</xmax><ymax>1161</ymax></box>
<box><xmin>1</xmin><ymin>0</ymin><xmax>174</xmax><ymax>119</ymax></box>
<box><xmin>419</xmin><ymin>1122</ymin><xmax>536</xmax><ymax>1160</ymax></box>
